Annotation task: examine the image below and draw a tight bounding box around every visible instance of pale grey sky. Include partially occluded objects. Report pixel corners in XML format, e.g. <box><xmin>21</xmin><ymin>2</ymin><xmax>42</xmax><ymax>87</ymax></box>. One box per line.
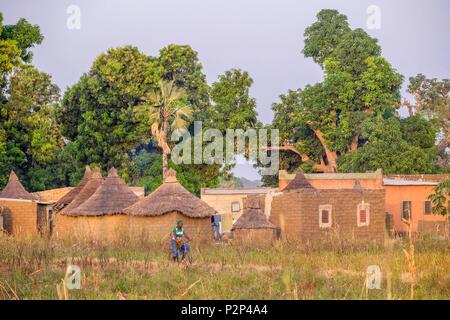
<box><xmin>1</xmin><ymin>0</ymin><xmax>449</xmax><ymax>180</ymax></box>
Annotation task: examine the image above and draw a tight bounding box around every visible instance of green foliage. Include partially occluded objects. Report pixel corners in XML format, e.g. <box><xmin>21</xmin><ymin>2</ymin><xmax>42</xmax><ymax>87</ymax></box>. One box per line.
<box><xmin>338</xmin><ymin>117</ymin><xmax>436</xmax><ymax>174</ymax></box>
<box><xmin>210</xmin><ymin>69</ymin><xmax>258</xmax><ymax>132</ymax></box>
<box><xmin>406</xmin><ymin>74</ymin><xmax>449</xmax><ymax>165</ymax></box>
<box><xmin>59</xmin><ymin>46</ymin><xmax>157</xmax><ymax>181</ymax></box>
<box><xmin>0</xmin><ymin>65</ymin><xmax>62</xmax><ymax>190</ymax></box>
<box><xmin>269</xmin><ymin>8</ymin><xmax>438</xmax><ymax>176</ymax></box>
<box><xmin>303</xmin><ymin>9</ymin><xmax>351</xmax><ymax>66</ymax></box>
<box><xmin>130</xmin><ymin>150</ymin><xmax>163</xmax><ymax>194</ymax></box>
<box><xmin>0</xmin><ymin>17</ymin><xmax>43</xmax><ymax>62</ymax></box>
<box><xmin>158</xmin><ymin>44</ymin><xmax>210</xmax><ymax>122</ymax></box>
<box><xmin>428</xmin><ymin>179</ymin><xmax>449</xmax><ymax>216</ymax></box>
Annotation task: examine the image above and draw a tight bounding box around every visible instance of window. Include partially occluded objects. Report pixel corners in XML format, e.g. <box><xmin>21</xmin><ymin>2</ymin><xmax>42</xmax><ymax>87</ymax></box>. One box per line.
<box><xmin>402</xmin><ymin>201</ymin><xmax>412</xmax><ymax>221</ymax></box>
<box><xmin>357</xmin><ymin>202</ymin><xmax>370</xmax><ymax>227</ymax></box>
<box><xmin>319</xmin><ymin>204</ymin><xmax>332</xmax><ymax>228</ymax></box>
<box><xmin>424</xmin><ymin>201</ymin><xmax>432</xmax><ymax>215</ymax></box>
<box><xmin>231</xmin><ymin>202</ymin><xmax>241</xmax><ymax>212</ymax></box>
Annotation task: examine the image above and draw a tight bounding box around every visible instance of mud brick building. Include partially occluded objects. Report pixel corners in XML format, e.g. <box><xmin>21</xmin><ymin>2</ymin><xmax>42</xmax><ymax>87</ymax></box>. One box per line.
<box><xmin>201</xmin><ymin>187</ymin><xmax>277</xmax><ymax>232</ymax></box>
<box><xmin>124</xmin><ymin>169</ymin><xmax>216</xmax><ymax>242</ymax></box>
<box><xmin>270</xmin><ymin>173</ymin><xmax>386</xmax><ymax>242</ymax></box>
<box><xmin>54</xmin><ymin>167</ymin><xmax>139</xmax><ymax>240</ymax></box>
<box><xmin>232</xmin><ymin>196</ymin><xmax>279</xmax><ymax>246</ymax></box>
<box><xmin>0</xmin><ymin>171</ymin><xmax>52</xmax><ymax>236</ymax></box>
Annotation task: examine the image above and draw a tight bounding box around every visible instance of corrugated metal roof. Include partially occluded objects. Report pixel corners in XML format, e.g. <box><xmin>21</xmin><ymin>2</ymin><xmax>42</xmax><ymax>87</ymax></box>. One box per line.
<box><xmin>203</xmin><ymin>188</ymin><xmax>277</xmax><ymax>195</ymax></box>
<box><xmin>383</xmin><ymin>179</ymin><xmax>438</xmax><ymax>186</ymax></box>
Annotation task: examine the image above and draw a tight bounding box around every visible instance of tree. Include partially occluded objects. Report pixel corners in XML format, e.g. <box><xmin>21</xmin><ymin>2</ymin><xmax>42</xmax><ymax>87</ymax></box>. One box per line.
<box><xmin>428</xmin><ymin>179</ymin><xmax>449</xmax><ymax>216</ymax></box>
<box><xmin>403</xmin><ymin>74</ymin><xmax>449</xmax><ymax>166</ymax></box>
<box><xmin>0</xmin><ymin>65</ymin><xmax>62</xmax><ymax>190</ymax></box>
<box><xmin>135</xmin><ymin>80</ymin><xmax>192</xmax><ymax>177</ymax></box>
<box><xmin>210</xmin><ymin>69</ymin><xmax>258</xmax><ymax>132</ymax></box>
<box><xmin>158</xmin><ymin>44</ymin><xmax>210</xmax><ymax>123</ymax></box>
<box><xmin>0</xmin><ymin>13</ymin><xmax>43</xmax><ymax>96</ymax></box>
<box><xmin>58</xmin><ymin>46</ymin><xmax>158</xmax><ymax>180</ymax></box>
<box><xmin>303</xmin><ymin>9</ymin><xmax>351</xmax><ymax>66</ymax></box>
<box><xmin>338</xmin><ymin>116</ymin><xmax>436</xmax><ymax>174</ymax></box>
<box><xmin>267</xmin><ymin>9</ymin><xmax>439</xmax><ymax>177</ymax></box>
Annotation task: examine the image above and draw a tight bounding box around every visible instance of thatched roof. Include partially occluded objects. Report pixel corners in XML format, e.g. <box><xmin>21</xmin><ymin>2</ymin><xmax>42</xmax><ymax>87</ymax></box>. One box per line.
<box><xmin>283</xmin><ymin>172</ymin><xmax>314</xmax><ymax>191</ymax></box>
<box><xmin>61</xmin><ymin>167</ymin><xmax>103</xmax><ymax>216</ymax></box>
<box><xmin>70</xmin><ymin>167</ymin><xmax>139</xmax><ymax>216</ymax></box>
<box><xmin>54</xmin><ymin>166</ymin><xmax>92</xmax><ymax>212</ymax></box>
<box><xmin>124</xmin><ymin>169</ymin><xmax>216</xmax><ymax>218</ymax></box>
<box><xmin>232</xmin><ymin>196</ymin><xmax>278</xmax><ymax>230</ymax></box>
<box><xmin>0</xmin><ymin>171</ymin><xmax>36</xmax><ymax>201</ymax></box>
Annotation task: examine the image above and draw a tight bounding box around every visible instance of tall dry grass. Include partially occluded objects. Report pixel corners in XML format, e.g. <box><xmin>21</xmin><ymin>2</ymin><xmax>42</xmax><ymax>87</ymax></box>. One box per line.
<box><xmin>0</xmin><ymin>232</ymin><xmax>448</xmax><ymax>300</ymax></box>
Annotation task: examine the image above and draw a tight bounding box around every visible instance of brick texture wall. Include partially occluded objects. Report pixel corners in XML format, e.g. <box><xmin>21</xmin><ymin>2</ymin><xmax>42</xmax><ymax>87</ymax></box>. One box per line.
<box><xmin>0</xmin><ymin>199</ymin><xmax>38</xmax><ymax>236</ymax></box>
<box><xmin>233</xmin><ymin>228</ymin><xmax>278</xmax><ymax>247</ymax></box>
<box><xmin>54</xmin><ymin>211</ymin><xmax>211</xmax><ymax>242</ymax></box>
<box><xmin>128</xmin><ymin>212</ymin><xmax>211</xmax><ymax>242</ymax></box>
<box><xmin>270</xmin><ymin>189</ymin><xmax>386</xmax><ymax>242</ymax></box>
<box><xmin>54</xmin><ymin>214</ymin><xmax>128</xmax><ymax>240</ymax></box>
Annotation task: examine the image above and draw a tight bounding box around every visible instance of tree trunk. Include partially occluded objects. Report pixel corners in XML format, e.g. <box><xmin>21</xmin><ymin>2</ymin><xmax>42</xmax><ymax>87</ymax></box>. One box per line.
<box><xmin>311</xmin><ymin>128</ymin><xmax>338</xmax><ymax>172</ymax></box>
<box><xmin>162</xmin><ymin>151</ymin><xmax>168</xmax><ymax>179</ymax></box>
<box><xmin>161</xmin><ymin>120</ymin><xmax>170</xmax><ymax>179</ymax></box>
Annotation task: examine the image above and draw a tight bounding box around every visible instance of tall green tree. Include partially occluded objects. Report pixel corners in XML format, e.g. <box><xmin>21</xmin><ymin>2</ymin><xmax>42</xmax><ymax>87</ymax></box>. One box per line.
<box><xmin>403</xmin><ymin>74</ymin><xmax>449</xmax><ymax>166</ymax></box>
<box><xmin>135</xmin><ymin>80</ymin><xmax>192</xmax><ymax>177</ymax></box>
<box><xmin>0</xmin><ymin>65</ymin><xmax>62</xmax><ymax>190</ymax></box>
<box><xmin>210</xmin><ymin>69</ymin><xmax>258</xmax><ymax>132</ymax></box>
<box><xmin>267</xmin><ymin>9</ymin><xmax>437</xmax><ymax>178</ymax></box>
<box><xmin>158</xmin><ymin>44</ymin><xmax>210</xmax><ymax>123</ymax></box>
<box><xmin>59</xmin><ymin>46</ymin><xmax>158</xmax><ymax>180</ymax></box>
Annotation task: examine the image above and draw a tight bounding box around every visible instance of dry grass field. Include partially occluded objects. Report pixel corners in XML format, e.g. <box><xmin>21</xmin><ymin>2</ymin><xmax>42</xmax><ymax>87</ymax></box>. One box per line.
<box><xmin>0</xmin><ymin>233</ymin><xmax>448</xmax><ymax>300</ymax></box>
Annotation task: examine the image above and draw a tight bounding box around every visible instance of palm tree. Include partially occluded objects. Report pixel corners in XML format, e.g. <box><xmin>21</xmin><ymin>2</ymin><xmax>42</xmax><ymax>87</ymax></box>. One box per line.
<box><xmin>136</xmin><ymin>80</ymin><xmax>192</xmax><ymax>177</ymax></box>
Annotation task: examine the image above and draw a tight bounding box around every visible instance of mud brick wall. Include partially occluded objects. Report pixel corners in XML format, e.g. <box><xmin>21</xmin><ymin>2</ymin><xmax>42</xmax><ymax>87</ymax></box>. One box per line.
<box><xmin>54</xmin><ymin>214</ymin><xmax>128</xmax><ymax>240</ymax></box>
<box><xmin>269</xmin><ymin>189</ymin><xmax>385</xmax><ymax>242</ymax></box>
<box><xmin>233</xmin><ymin>228</ymin><xmax>278</xmax><ymax>247</ymax></box>
<box><xmin>417</xmin><ymin>220</ymin><xmax>449</xmax><ymax>237</ymax></box>
<box><xmin>269</xmin><ymin>191</ymin><xmax>302</xmax><ymax>240</ymax></box>
<box><xmin>0</xmin><ymin>199</ymin><xmax>37</xmax><ymax>236</ymax></box>
<box><xmin>128</xmin><ymin>211</ymin><xmax>211</xmax><ymax>242</ymax></box>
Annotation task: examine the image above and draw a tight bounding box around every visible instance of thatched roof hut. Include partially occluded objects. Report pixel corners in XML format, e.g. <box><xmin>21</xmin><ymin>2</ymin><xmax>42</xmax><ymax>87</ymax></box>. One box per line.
<box><xmin>0</xmin><ymin>171</ymin><xmax>36</xmax><ymax>201</ymax></box>
<box><xmin>283</xmin><ymin>172</ymin><xmax>314</xmax><ymax>191</ymax></box>
<box><xmin>61</xmin><ymin>167</ymin><xmax>103</xmax><ymax>216</ymax></box>
<box><xmin>124</xmin><ymin>169</ymin><xmax>215</xmax><ymax>241</ymax></box>
<box><xmin>232</xmin><ymin>196</ymin><xmax>278</xmax><ymax>246</ymax></box>
<box><xmin>124</xmin><ymin>169</ymin><xmax>216</xmax><ymax>218</ymax></box>
<box><xmin>54</xmin><ymin>165</ymin><xmax>92</xmax><ymax>212</ymax></box>
<box><xmin>70</xmin><ymin>167</ymin><xmax>139</xmax><ymax>216</ymax></box>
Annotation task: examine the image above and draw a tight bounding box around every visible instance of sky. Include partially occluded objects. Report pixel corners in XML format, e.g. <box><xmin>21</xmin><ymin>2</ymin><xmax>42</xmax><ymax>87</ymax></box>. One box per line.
<box><xmin>1</xmin><ymin>0</ymin><xmax>449</xmax><ymax>180</ymax></box>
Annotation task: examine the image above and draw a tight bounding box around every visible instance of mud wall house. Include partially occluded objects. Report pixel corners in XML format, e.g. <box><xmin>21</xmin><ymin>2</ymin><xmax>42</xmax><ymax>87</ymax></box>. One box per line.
<box><xmin>279</xmin><ymin>170</ymin><xmax>449</xmax><ymax>236</ymax></box>
<box><xmin>270</xmin><ymin>173</ymin><xmax>386</xmax><ymax>243</ymax></box>
<box><xmin>232</xmin><ymin>196</ymin><xmax>279</xmax><ymax>247</ymax></box>
<box><xmin>383</xmin><ymin>175</ymin><xmax>449</xmax><ymax>236</ymax></box>
<box><xmin>201</xmin><ymin>187</ymin><xmax>277</xmax><ymax>232</ymax></box>
<box><xmin>124</xmin><ymin>169</ymin><xmax>216</xmax><ymax>242</ymax></box>
<box><xmin>0</xmin><ymin>171</ymin><xmax>52</xmax><ymax>236</ymax></box>
<box><xmin>54</xmin><ymin>167</ymin><xmax>104</xmax><ymax>238</ymax></box>
<box><xmin>55</xmin><ymin>168</ymin><xmax>139</xmax><ymax>240</ymax></box>
<box><xmin>278</xmin><ymin>169</ymin><xmax>384</xmax><ymax>191</ymax></box>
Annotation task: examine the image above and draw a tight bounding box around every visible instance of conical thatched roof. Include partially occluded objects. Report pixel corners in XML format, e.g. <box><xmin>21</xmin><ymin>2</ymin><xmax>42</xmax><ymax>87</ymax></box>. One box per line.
<box><xmin>54</xmin><ymin>165</ymin><xmax>92</xmax><ymax>212</ymax></box>
<box><xmin>70</xmin><ymin>167</ymin><xmax>139</xmax><ymax>216</ymax></box>
<box><xmin>0</xmin><ymin>171</ymin><xmax>36</xmax><ymax>200</ymax></box>
<box><xmin>284</xmin><ymin>172</ymin><xmax>314</xmax><ymax>191</ymax></box>
<box><xmin>232</xmin><ymin>196</ymin><xmax>277</xmax><ymax>230</ymax></box>
<box><xmin>124</xmin><ymin>169</ymin><xmax>216</xmax><ymax>218</ymax></box>
<box><xmin>62</xmin><ymin>167</ymin><xmax>103</xmax><ymax>216</ymax></box>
